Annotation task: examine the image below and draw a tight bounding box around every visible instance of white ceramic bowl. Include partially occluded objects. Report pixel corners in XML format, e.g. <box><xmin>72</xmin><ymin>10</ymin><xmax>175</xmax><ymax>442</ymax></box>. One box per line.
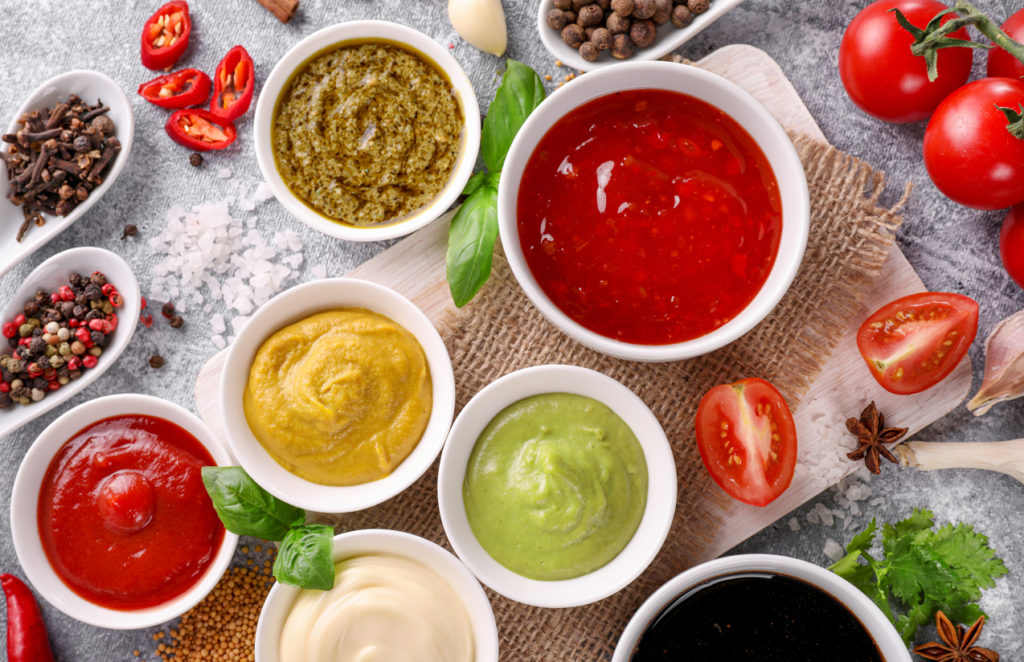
<box><xmin>537</xmin><ymin>0</ymin><xmax>746</xmax><ymax>72</ymax></box>
<box><xmin>9</xmin><ymin>393</ymin><xmax>239</xmax><ymax>629</ymax></box>
<box><xmin>220</xmin><ymin>278</ymin><xmax>456</xmax><ymax>513</ymax></box>
<box><xmin>438</xmin><ymin>364</ymin><xmax>677</xmax><ymax>608</ymax></box>
<box><xmin>497</xmin><ymin>61</ymin><xmax>809</xmax><ymax>362</ymax></box>
<box><xmin>612</xmin><ymin>554</ymin><xmax>911</xmax><ymax>661</ymax></box>
<box><xmin>254</xmin><ymin>20</ymin><xmax>481</xmax><ymax>242</ymax></box>
<box><xmin>256</xmin><ymin>529</ymin><xmax>499</xmax><ymax>662</ymax></box>
<box><xmin>0</xmin><ymin>246</ymin><xmax>140</xmax><ymax>439</ymax></box>
<box><xmin>0</xmin><ymin>70</ymin><xmax>134</xmax><ymax>277</ymax></box>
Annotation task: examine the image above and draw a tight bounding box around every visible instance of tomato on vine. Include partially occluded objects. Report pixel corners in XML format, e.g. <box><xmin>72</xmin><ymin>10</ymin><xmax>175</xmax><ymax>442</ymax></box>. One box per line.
<box><xmin>987</xmin><ymin>8</ymin><xmax>1024</xmax><ymax>79</ymax></box>
<box><xmin>839</xmin><ymin>0</ymin><xmax>972</xmax><ymax>123</ymax></box>
<box><xmin>1001</xmin><ymin>203</ymin><xmax>1024</xmax><ymax>290</ymax></box>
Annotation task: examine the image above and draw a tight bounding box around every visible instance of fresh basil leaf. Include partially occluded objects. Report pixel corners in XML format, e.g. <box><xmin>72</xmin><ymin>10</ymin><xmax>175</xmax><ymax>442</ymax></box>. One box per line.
<box><xmin>462</xmin><ymin>171</ymin><xmax>489</xmax><ymax>197</ymax></box>
<box><xmin>481</xmin><ymin>59</ymin><xmax>546</xmax><ymax>174</ymax></box>
<box><xmin>446</xmin><ymin>183</ymin><xmax>498</xmax><ymax>308</ymax></box>
<box><xmin>273</xmin><ymin>524</ymin><xmax>335</xmax><ymax>590</ymax></box>
<box><xmin>201</xmin><ymin>466</ymin><xmax>305</xmax><ymax>541</ymax></box>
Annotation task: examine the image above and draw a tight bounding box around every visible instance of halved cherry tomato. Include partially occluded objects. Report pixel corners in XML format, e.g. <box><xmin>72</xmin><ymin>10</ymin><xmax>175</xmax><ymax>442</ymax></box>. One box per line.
<box><xmin>141</xmin><ymin>1</ymin><xmax>191</xmax><ymax>71</ymax></box>
<box><xmin>210</xmin><ymin>46</ymin><xmax>255</xmax><ymax>122</ymax></box>
<box><xmin>1000</xmin><ymin>203</ymin><xmax>1024</xmax><ymax>290</ymax></box>
<box><xmin>695</xmin><ymin>377</ymin><xmax>797</xmax><ymax>507</ymax></box>
<box><xmin>137</xmin><ymin>68</ymin><xmax>210</xmax><ymax>109</ymax></box>
<box><xmin>856</xmin><ymin>292</ymin><xmax>979</xmax><ymax>395</ymax></box>
<box><xmin>165</xmin><ymin>109</ymin><xmax>236</xmax><ymax>151</ymax></box>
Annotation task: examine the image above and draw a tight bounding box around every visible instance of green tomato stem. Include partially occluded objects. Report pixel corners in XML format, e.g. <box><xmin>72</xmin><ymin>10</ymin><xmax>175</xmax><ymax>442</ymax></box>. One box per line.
<box><xmin>909</xmin><ymin>1</ymin><xmax>1024</xmax><ymax>69</ymax></box>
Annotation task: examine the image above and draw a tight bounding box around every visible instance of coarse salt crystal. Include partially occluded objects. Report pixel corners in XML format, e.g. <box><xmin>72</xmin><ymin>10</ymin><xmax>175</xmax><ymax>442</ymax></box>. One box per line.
<box><xmin>788</xmin><ymin>518</ymin><xmax>800</xmax><ymax>532</ymax></box>
<box><xmin>312</xmin><ymin>265</ymin><xmax>327</xmax><ymax>279</ymax></box>
<box><xmin>217</xmin><ymin>168</ymin><xmax>232</xmax><ymax>179</ymax></box>
<box><xmin>211</xmin><ymin>334</ymin><xmax>227</xmax><ymax>350</ymax></box>
<box><xmin>210</xmin><ymin>314</ymin><xmax>226</xmax><ymax>335</ymax></box>
<box><xmin>255</xmin><ymin>182</ymin><xmax>274</xmax><ymax>203</ymax></box>
<box><xmin>823</xmin><ymin>539</ymin><xmax>845</xmax><ymax>563</ymax></box>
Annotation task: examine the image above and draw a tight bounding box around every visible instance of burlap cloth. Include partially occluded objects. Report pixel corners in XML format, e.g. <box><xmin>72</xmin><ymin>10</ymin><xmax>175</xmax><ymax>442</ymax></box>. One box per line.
<box><xmin>318</xmin><ymin>135</ymin><xmax>909</xmax><ymax>660</ymax></box>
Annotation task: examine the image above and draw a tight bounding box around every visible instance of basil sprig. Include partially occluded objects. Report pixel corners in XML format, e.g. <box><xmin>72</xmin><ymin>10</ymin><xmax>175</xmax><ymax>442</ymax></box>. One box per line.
<box><xmin>202</xmin><ymin>466</ymin><xmax>335</xmax><ymax>591</ymax></box>
<box><xmin>446</xmin><ymin>59</ymin><xmax>546</xmax><ymax>308</ymax></box>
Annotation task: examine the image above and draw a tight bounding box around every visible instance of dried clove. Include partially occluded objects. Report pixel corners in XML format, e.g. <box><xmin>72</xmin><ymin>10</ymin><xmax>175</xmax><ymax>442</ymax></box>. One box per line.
<box><xmin>2</xmin><ymin>95</ymin><xmax>120</xmax><ymax>241</ymax></box>
<box><xmin>967</xmin><ymin>309</ymin><xmax>1024</xmax><ymax>416</ymax></box>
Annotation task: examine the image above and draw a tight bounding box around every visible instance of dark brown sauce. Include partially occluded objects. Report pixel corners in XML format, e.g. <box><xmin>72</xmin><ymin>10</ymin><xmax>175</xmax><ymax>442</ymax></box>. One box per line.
<box><xmin>630</xmin><ymin>572</ymin><xmax>885</xmax><ymax>661</ymax></box>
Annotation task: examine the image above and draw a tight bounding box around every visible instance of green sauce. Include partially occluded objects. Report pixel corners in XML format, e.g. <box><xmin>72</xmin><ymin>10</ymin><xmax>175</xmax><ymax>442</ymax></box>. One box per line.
<box><xmin>463</xmin><ymin>393</ymin><xmax>648</xmax><ymax>580</ymax></box>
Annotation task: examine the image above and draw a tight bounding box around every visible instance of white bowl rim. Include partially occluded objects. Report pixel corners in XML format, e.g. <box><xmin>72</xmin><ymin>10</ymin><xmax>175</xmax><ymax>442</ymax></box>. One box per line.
<box><xmin>611</xmin><ymin>553</ymin><xmax>912</xmax><ymax>661</ymax></box>
<box><xmin>536</xmin><ymin>0</ymin><xmax>748</xmax><ymax>72</ymax></box>
<box><xmin>0</xmin><ymin>246</ymin><xmax>141</xmax><ymax>439</ymax></box>
<box><xmin>438</xmin><ymin>364</ymin><xmax>677</xmax><ymax>608</ymax></box>
<box><xmin>496</xmin><ymin>60</ymin><xmax>810</xmax><ymax>363</ymax></box>
<box><xmin>255</xmin><ymin>528</ymin><xmax>499</xmax><ymax>662</ymax></box>
<box><xmin>0</xmin><ymin>70</ymin><xmax>135</xmax><ymax>279</ymax></box>
<box><xmin>253</xmin><ymin>20</ymin><xmax>481</xmax><ymax>242</ymax></box>
<box><xmin>9</xmin><ymin>393</ymin><xmax>239</xmax><ymax>629</ymax></box>
<box><xmin>219</xmin><ymin>277</ymin><xmax>456</xmax><ymax>513</ymax></box>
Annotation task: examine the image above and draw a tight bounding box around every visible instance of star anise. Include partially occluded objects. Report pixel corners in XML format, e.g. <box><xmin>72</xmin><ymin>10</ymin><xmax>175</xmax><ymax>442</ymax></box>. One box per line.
<box><xmin>845</xmin><ymin>401</ymin><xmax>907</xmax><ymax>474</ymax></box>
<box><xmin>914</xmin><ymin>611</ymin><xmax>999</xmax><ymax>662</ymax></box>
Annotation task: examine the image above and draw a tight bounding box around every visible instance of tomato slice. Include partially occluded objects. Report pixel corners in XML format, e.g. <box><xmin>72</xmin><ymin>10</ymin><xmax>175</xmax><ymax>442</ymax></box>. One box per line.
<box><xmin>695</xmin><ymin>377</ymin><xmax>797</xmax><ymax>507</ymax></box>
<box><xmin>856</xmin><ymin>292</ymin><xmax>979</xmax><ymax>395</ymax></box>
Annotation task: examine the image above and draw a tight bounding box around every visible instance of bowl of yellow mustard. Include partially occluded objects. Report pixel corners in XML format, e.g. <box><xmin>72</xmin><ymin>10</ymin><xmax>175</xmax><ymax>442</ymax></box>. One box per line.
<box><xmin>254</xmin><ymin>21</ymin><xmax>481</xmax><ymax>242</ymax></box>
<box><xmin>437</xmin><ymin>364</ymin><xmax>677</xmax><ymax>608</ymax></box>
<box><xmin>220</xmin><ymin>278</ymin><xmax>456</xmax><ymax>513</ymax></box>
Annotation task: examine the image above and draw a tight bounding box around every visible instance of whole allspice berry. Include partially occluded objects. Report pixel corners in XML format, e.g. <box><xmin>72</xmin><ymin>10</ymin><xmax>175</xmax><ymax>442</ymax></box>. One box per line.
<box><xmin>594</xmin><ymin>0</ymin><xmax>610</xmax><ymax>9</ymax></box>
<box><xmin>561</xmin><ymin>23</ymin><xmax>586</xmax><ymax>48</ymax></box>
<box><xmin>630</xmin><ymin>19</ymin><xmax>657</xmax><ymax>47</ymax></box>
<box><xmin>554</xmin><ymin>0</ymin><xmax>572</xmax><ymax>9</ymax></box>
<box><xmin>579</xmin><ymin>41</ymin><xmax>600</xmax><ymax>61</ymax></box>
<box><xmin>577</xmin><ymin>4</ymin><xmax>604</xmax><ymax>26</ymax></box>
<box><xmin>652</xmin><ymin>0</ymin><xmax>672</xmax><ymax>25</ymax></box>
<box><xmin>547</xmin><ymin>8</ymin><xmax>569</xmax><ymax>29</ymax></box>
<box><xmin>612</xmin><ymin>32</ymin><xmax>635</xmax><ymax>59</ymax></box>
<box><xmin>687</xmin><ymin>0</ymin><xmax>710</xmax><ymax>14</ymax></box>
<box><xmin>591</xmin><ymin>27</ymin><xmax>613</xmax><ymax>50</ymax></box>
<box><xmin>671</xmin><ymin>4</ymin><xmax>694</xmax><ymax>27</ymax></box>
<box><xmin>169</xmin><ymin>315</ymin><xmax>184</xmax><ymax>329</ymax></box>
<box><xmin>571</xmin><ymin>0</ymin><xmax>590</xmax><ymax>9</ymax></box>
<box><xmin>632</xmin><ymin>0</ymin><xmax>656</xmax><ymax>19</ymax></box>
<box><xmin>607</xmin><ymin>12</ymin><xmax>631</xmax><ymax>33</ymax></box>
<box><xmin>149</xmin><ymin>354</ymin><xmax>165</xmax><ymax>369</ymax></box>
<box><xmin>610</xmin><ymin>0</ymin><xmax>634</xmax><ymax>16</ymax></box>
<box><xmin>189</xmin><ymin>152</ymin><xmax>203</xmax><ymax>167</ymax></box>
<box><xmin>120</xmin><ymin>224</ymin><xmax>137</xmax><ymax>241</ymax></box>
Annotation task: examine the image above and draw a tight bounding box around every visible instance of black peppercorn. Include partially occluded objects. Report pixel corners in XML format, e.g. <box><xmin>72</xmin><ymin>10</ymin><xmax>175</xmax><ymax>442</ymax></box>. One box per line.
<box><xmin>149</xmin><ymin>355</ymin><xmax>165</xmax><ymax>369</ymax></box>
<box><xmin>33</xmin><ymin>377</ymin><xmax>48</xmax><ymax>391</ymax></box>
<box><xmin>58</xmin><ymin>301</ymin><xmax>75</xmax><ymax>319</ymax></box>
<box><xmin>84</xmin><ymin>283</ymin><xmax>102</xmax><ymax>301</ymax></box>
<box><xmin>41</xmin><ymin>309</ymin><xmax>61</xmax><ymax>324</ymax></box>
<box><xmin>69</xmin><ymin>272</ymin><xmax>84</xmax><ymax>289</ymax></box>
<box><xmin>85</xmin><ymin>309</ymin><xmax>104</xmax><ymax>321</ymax></box>
<box><xmin>23</xmin><ymin>301</ymin><xmax>39</xmax><ymax>317</ymax></box>
<box><xmin>189</xmin><ymin>153</ymin><xmax>203</xmax><ymax>168</ymax></box>
<box><xmin>28</xmin><ymin>337</ymin><xmax>46</xmax><ymax>355</ymax></box>
<box><xmin>89</xmin><ymin>272</ymin><xmax>107</xmax><ymax>287</ymax></box>
<box><xmin>5</xmin><ymin>337</ymin><xmax>17</xmax><ymax>350</ymax></box>
<box><xmin>34</xmin><ymin>290</ymin><xmax>47</xmax><ymax>304</ymax></box>
<box><xmin>169</xmin><ymin>315</ymin><xmax>184</xmax><ymax>329</ymax></box>
<box><xmin>0</xmin><ymin>393</ymin><xmax>11</xmax><ymax>409</ymax></box>
<box><xmin>161</xmin><ymin>301</ymin><xmax>175</xmax><ymax>318</ymax></box>
<box><xmin>89</xmin><ymin>331</ymin><xmax>105</xmax><ymax>347</ymax></box>
<box><xmin>73</xmin><ymin>304</ymin><xmax>88</xmax><ymax>319</ymax></box>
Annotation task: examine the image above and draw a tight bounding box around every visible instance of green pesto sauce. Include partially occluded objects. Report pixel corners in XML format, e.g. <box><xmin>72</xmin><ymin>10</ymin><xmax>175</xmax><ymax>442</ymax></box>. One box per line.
<box><xmin>463</xmin><ymin>393</ymin><xmax>648</xmax><ymax>581</ymax></box>
<box><xmin>272</xmin><ymin>41</ymin><xmax>463</xmax><ymax>227</ymax></box>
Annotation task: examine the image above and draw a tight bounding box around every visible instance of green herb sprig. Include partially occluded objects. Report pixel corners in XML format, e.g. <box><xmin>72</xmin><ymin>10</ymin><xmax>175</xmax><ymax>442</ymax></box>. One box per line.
<box><xmin>829</xmin><ymin>508</ymin><xmax>1007</xmax><ymax>645</ymax></box>
<box><xmin>445</xmin><ymin>59</ymin><xmax>546</xmax><ymax>308</ymax></box>
<box><xmin>202</xmin><ymin>466</ymin><xmax>335</xmax><ymax>591</ymax></box>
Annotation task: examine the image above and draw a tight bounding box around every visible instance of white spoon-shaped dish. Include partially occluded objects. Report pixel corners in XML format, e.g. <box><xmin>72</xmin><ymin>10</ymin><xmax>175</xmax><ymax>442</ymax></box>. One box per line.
<box><xmin>0</xmin><ymin>246</ymin><xmax>140</xmax><ymax>438</ymax></box>
<box><xmin>537</xmin><ymin>0</ymin><xmax>745</xmax><ymax>72</ymax></box>
<box><xmin>0</xmin><ymin>70</ymin><xmax>134</xmax><ymax>278</ymax></box>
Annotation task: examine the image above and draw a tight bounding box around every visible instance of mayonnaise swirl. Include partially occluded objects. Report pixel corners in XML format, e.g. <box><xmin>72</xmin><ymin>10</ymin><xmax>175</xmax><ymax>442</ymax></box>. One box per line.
<box><xmin>279</xmin><ymin>554</ymin><xmax>474</xmax><ymax>662</ymax></box>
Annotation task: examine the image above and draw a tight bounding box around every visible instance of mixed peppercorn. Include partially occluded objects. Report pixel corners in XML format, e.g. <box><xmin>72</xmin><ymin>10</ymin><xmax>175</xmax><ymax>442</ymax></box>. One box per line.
<box><xmin>0</xmin><ymin>271</ymin><xmax>122</xmax><ymax>408</ymax></box>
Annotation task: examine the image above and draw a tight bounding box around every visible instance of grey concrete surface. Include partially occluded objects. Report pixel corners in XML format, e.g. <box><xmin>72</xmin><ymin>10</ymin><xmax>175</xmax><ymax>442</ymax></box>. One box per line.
<box><xmin>0</xmin><ymin>0</ymin><xmax>1021</xmax><ymax>659</ymax></box>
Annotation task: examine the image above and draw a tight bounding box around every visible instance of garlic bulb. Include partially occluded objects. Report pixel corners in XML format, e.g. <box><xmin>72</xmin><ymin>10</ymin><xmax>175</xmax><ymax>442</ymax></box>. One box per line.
<box><xmin>967</xmin><ymin>308</ymin><xmax>1024</xmax><ymax>416</ymax></box>
<box><xmin>448</xmin><ymin>0</ymin><xmax>507</xmax><ymax>56</ymax></box>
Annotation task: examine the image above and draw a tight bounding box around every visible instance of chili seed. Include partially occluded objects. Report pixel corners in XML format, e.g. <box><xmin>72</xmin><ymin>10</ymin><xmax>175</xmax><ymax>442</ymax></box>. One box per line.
<box><xmin>149</xmin><ymin>355</ymin><xmax>165</xmax><ymax>369</ymax></box>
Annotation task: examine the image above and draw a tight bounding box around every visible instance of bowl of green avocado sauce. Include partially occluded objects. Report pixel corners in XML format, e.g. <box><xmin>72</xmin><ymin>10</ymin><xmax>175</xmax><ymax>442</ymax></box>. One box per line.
<box><xmin>438</xmin><ymin>365</ymin><xmax>677</xmax><ymax>608</ymax></box>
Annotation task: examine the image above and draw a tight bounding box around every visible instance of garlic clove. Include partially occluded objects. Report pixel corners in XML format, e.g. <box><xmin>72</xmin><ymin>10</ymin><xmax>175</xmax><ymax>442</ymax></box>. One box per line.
<box><xmin>967</xmin><ymin>308</ymin><xmax>1024</xmax><ymax>416</ymax></box>
<box><xmin>448</xmin><ymin>0</ymin><xmax>508</xmax><ymax>56</ymax></box>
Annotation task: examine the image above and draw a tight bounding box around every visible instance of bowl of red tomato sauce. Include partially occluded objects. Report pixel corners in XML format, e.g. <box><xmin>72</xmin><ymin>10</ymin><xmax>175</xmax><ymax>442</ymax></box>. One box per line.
<box><xmin>498</xmin><ymin>61</ymin><xmax>809</xmax><ymax>361</ymax></box>
<box><xmin>10</xmin><ymin>393</ymin><xmax>238</xmax><ymax>628</ymax></box>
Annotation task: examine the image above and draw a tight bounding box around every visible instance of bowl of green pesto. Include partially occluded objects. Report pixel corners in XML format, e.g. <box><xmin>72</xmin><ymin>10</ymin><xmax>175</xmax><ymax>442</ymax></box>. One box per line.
<box><xmin>254</xmin><ymin>21</ymin><xmax>480</xmax><ymax>242</ymax></box>
<box><xmin>437</xmin><ymin>365</ymin><xmax>677</xmax><ymax>608</ymax></box>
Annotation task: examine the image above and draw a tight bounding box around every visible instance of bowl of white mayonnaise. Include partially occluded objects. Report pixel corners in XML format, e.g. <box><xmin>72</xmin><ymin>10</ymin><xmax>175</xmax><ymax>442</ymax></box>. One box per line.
<box><xmin>255</xmin><ymin>529</ymin><xmax>498</xmax><ymax>662</ymax></box>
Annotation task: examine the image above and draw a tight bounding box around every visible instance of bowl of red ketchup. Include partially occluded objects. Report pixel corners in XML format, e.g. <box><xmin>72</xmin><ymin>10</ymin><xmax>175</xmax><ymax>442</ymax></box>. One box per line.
<box><xmin>498</xmin><ymin>61</ymin><xmax>810</xmax><ymax>362</ymax></box>
<box><xmin>10</xmin><ymin>393</ymin><xmax>238</xmax><ymax>628</ymax></box>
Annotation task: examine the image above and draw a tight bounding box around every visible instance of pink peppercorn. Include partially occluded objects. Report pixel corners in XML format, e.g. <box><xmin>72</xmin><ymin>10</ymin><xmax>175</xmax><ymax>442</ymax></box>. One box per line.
<box><xmin>27</xmin><ymin>363</ymin><xmax>41</xmax><ymax>377</ymax></box>
<box><xmin>68</xmin><ymin>319</ymin><xmax>79</xmax><ymax>328</ymax></box>
<box><xmin>58</xmin><ymin>285</ymin><xmax>74</xmax><ymax>302</ymax></box>
<box><xmin>0</xmin><ymin>383</ymin><xmax>9</xmax><ymax>393</ymax></box>
<box><xmin>66</xmin><ymin>357</ymin><xmax>81</xmax><ymax>371</ymax></box>
<box><xmin>82</xmin><ymin>355</ymin><xmax>98</xmax><ymax>369</ymax></box>
<box><xmin>140</xmin><ymin>313</ymin><xmax>153</xmax><ymax>328</ymax></box>
<box><xmin>141</xmin><ymin>296</ymin><xmax>148</xmax><ymax>309</ymax></box>
<box><xmin>13</xmin><ymin>314</ymin><xmax>25</xmax><ymax>326</ymax></box>
<box><xmin>2</xmin><ymin>323</ymin><xmax>16</xmax><ymax>338</ymax></box>
<box><xmin>75</xmin><ymin>327</ymin><xmax>90</xmax><ymax>343</ymax></box>
<box><xmin>47</xmin><ymin>380</ymin><xmax>60</xmax><ymax>391</ymax></box>
<box><xmin>109</xmin><ymin>292</ymin><xmax>124</xmax><ymax>308</ymax></box>
<box><xmin>101</xmin><ymin>283</ymin><xmax>116</xmax><ymax>297</ymax></box>
<box><xmin>106</xmin><ymin>313</ymin><xmax>118</xmax><ymax>330</ymax></box>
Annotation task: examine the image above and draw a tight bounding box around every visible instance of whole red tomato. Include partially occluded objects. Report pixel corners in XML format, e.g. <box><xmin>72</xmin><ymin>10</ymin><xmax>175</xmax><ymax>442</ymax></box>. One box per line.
<box><xmin>1001</xmin><ymin>203</ymin><xmax>1024</xmax><ymax>289</ymax></box>
<box><xmin>839</xmin><ymin>0</ymin><xmax>972</xmax><ymax>123</ymax></box>
<box><xmin>987</xmin><ymin>8</ymin><xmax>1024</xmax><ymax>80</ymax></box>
<box><xmin>923</xmin><ymin>78</ymin><xmax>1024</xmax><ymax>210</ymax></box>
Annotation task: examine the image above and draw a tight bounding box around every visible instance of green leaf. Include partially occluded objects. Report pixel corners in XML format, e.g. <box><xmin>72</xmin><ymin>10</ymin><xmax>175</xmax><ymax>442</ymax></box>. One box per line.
<box><xmin>201</xmin><ymin>466</ymin><xmax>305</xmax><ymax>541</ymax></box>
<box><xmin>928</xmin><ymin>521</ymin><xmax>1008</xmax><ymax>599</ymax></box>
<box><xmin>997</xmin><ymin>103</ymin><xmax>1024</xmax><ymax>139</ymax></box>
<box><xmin>461</xmin><ymin>171</ymin><xmax>489</xmax><ymax>197</ymax></box>
<box><xmin>847</xmin><ymin>518</ymin><xmax>877</xmax><ymax>555</ymax></box>
<box><xmin>446</xmin><ymin>184</ymin><xmax>498</xmax><ymax>307</ymax></box>
<box><xmin>273</xmin><ymin>524</ymin><xmax>335</xmax><ymax>590</ymax></box>
<box><xmin>481</xmin><ymin>59</ymin><xmax>546</xmax><ymax>174</ymax></box>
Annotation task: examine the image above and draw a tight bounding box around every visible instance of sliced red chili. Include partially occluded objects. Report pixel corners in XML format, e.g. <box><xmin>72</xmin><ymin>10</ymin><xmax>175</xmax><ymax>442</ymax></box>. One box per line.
<box><xmin>141</xmin><ymin>1</ymin><xmax>191</xmax><ymax>70</ymax></box>
<box><xmin>138</xmin><ymin>68</ymin><xmax>211</xmax><ymax>109</ymax></box>
<box><xmin>1</xmin><ymin>573</ymin><xmax>55</xmax><ymax>662</ymax></box>
<box><xmin>165</xmin><ymin>109</ymin><xmax>237</xmax><ymax>151</ymax></box>
<box><xmin>210</xmin><ymin>45</ymin><xmax>255</xmax><ymax>122</ymax></box>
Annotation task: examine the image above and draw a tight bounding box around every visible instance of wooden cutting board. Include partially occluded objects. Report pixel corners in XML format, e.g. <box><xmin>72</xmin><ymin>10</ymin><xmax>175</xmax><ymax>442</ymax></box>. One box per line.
<box><xmin>193</xmin><ymin>44</ymin><xmax>971</xmax><ymax>560</ymax></box>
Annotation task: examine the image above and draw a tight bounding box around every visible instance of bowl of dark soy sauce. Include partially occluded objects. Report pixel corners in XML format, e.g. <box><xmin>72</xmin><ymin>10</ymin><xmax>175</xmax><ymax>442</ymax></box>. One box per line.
<box><xmin>613</xmin><ymin>554</ymin><xmax>911</xmax><ymax>662</ymax></box>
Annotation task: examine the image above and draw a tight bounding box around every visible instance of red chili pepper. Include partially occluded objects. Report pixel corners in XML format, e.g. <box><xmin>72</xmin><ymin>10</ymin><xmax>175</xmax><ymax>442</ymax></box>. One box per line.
<box><xmin>141</xmin><ymin>1</ymin><xmax>191</xmax><ymax>71</ymax></box>
<box><xmin>1</xmin><ymin>573</ymin><xmax>55</xmax><ymax>662</ymax></box>
<box><xmin>210</xmin><ymin>45</ymin><xmax>255</xmax><ymax>122</ymax></box>
<box><xmin>138</xmin><ymin>68</ymin><xmax>211</xmax><ymax>109</ymax></box>
<box><xmin>165</xmin><ymin>109</ymin><xmax>237</xmax><ymax>151</ymax></box>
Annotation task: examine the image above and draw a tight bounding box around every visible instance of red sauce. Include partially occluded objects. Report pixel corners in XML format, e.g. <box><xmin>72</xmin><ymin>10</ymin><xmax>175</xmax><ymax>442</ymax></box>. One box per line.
<box><xmin>517</xmin><ymin>89</ymin><xmax>782</xmax><ymax>345</ymax></box>
<box><xmin>37</xmin><ymin>415</ymin><xmax>225</xmax><ymax>610</ymax></box>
